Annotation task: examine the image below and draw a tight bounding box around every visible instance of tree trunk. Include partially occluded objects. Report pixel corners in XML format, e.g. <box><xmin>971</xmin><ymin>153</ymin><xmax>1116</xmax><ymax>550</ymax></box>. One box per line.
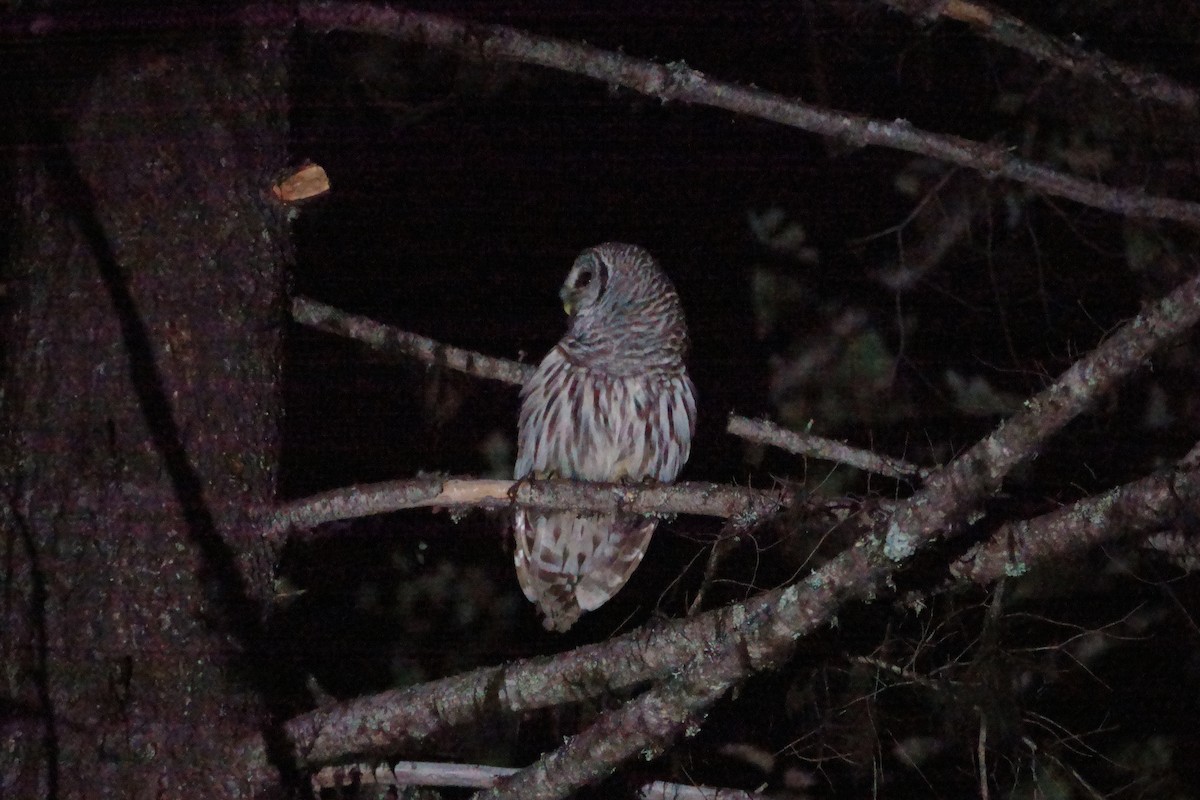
<box><xmin>2</xmin><ymin>34</ymin><xmax>292</xmax><ymax>798</ymax></box>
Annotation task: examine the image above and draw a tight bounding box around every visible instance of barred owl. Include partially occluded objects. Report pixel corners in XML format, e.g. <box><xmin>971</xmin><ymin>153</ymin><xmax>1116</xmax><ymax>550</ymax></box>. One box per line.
<box><xmin>514</xmin><ymin>243</ymin><xmax>697</xmax><ymax>631</ymax></box>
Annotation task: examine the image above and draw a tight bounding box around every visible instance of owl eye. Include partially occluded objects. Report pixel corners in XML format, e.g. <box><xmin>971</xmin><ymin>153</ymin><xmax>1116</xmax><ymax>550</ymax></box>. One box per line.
<box><xmin>576</xmin><ymin>262</ymin><xmax>608</xmax><ymax>298</ymax></box>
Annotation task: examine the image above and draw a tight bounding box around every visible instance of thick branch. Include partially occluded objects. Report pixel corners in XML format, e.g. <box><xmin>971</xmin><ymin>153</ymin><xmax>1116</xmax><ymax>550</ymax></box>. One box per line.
<box><xmin>269</xmin><ymin>477</ymin><xmax>791</xmax><ymax>539</ymax></box>
<box><xmin>291</xmin><ymin>2</ymin><xmax>1200</xmax><ymax>223</ymax></box>
<box><xmin>881</xmin><ymin>268</ymin><xmax>1200</xmax><ymax>560</ymax></box>
<box><xmin>951</xmin><ymin>462</ymin><xmax>1200</xmax><ymax>584</ymax></box>
<box><xmin>488</xmin><ymin>678</ymin><xmax>730</xmax><ymax>800</ymax></box>
<box><xmin>8</xmin><ymin>7</ymin><xmax>1200</xmax><ymax>218</ymax></box>
<box><xmin>245</xmin><ymin>448</ymin><xmax>1193</xmax><ymax>787</ymax></box>
<box><xmin>15</xmin><ymin>2</ymin><xmax>1200</xmax><ymax>220</ymax></box>
<box><xmin>263</xmin><ymin>590</ymin><xmax>780</xmax><ymax>769</ymax></box>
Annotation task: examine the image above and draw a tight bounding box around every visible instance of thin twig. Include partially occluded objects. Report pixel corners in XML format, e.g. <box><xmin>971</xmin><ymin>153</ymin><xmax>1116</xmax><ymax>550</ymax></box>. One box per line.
<box><xmin>727</xmin><ymin>415</ymin><xmax>927</xmax><ymax>480</ymax></box>
<box><xmin>851</xmin><ymin>655</ymin><xmax>954</xmax><ymax>693</ymax></box>
<box><xmin>287</xmin><ymin>2</ymin><xmax>1200</xmax><ymax>224</ymax></box>
<box><xmin>687</xmin><ymin>532</ymin><xmax>743</xmax><ymax>615</ymax></box>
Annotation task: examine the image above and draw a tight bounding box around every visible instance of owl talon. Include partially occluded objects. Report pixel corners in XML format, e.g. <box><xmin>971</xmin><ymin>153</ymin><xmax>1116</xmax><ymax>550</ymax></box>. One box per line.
<box><xmin>507</xmin><ymin>475</ymin><xmax>531</xmax><ymax>504</ymax></box>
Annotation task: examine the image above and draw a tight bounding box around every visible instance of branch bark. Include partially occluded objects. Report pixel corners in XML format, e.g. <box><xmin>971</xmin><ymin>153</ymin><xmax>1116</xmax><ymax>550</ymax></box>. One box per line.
<box><xmin>259</xmin><ymin>589</ymin><xmax>780</xmax><ymax>770</ymax></box>
<box><xmin>242</xmin><ymin>435</ymin><xmax>1193</xmax><ymax>789</ymax></box>
<box><xmin>727</xmin><ymin>415</ymin><xmax>926</xmax><ymax>480</ymax></box>
<box><xmin>311</xmin><ymin>761</ymin><xmax>766</xmax><ymax>799</ymax></box>
<box><xmin>292</xmin><ymin>295</ymin><xmax>532</xmax><ymax>386</ymax></box>
<box><xmin>17</xmin><ymin>5</ymin><xmax>1192</xmax><ymax>219</ymax></box>
<box><xmin>951</xmin><ymin>460</ymin><xmax>1200</xmax><ymax>584</ymax></box>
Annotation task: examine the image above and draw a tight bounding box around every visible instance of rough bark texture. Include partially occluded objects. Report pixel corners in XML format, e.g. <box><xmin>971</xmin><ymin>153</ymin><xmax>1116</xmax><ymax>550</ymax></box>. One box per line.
<box><xmin>1</xmin><ymin>34</ymin><xmax>291</xmax><ymax>799</ymax></box>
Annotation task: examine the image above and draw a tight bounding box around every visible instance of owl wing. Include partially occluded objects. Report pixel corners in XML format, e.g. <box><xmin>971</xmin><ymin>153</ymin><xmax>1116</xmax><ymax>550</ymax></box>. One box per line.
<box><xmin>620</xmin><ymin>371</ymin><xmax>698</xmax><ymax>483</ymax></box>
<box><xmin>514</xmin><ymin>346</ymin><xmax>572</xmax><ymax>481</ymax></box>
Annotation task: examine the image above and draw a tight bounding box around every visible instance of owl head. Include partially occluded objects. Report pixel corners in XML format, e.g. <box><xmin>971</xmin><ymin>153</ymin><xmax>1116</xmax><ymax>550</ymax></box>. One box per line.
<box><xmin>558</xmin><ymin>243</ymin><xmax>688</xmax><ymax>370</ymax></box>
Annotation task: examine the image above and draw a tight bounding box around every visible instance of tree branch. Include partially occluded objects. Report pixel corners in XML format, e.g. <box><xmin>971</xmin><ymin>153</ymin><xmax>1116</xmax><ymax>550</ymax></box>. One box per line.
<box><xmin>878</xmin><ymin>0</ymin><xmax>1199</xmax><ymax>112</ymax></box>
<box><xmin>243</xmin><ymin>438</ymin><xmax>1192</xmax><ymax>791</ymax></box>
<box><xmin>242</xmin><ymin>406</ymin><xmax>1199</xmax><ymax>795</ymax></box>
<box><xmin>263</xmin><ymin>7</ymin><xmax>1200</xmax><ymax>793</ymax></box>
<box><xmin>292</xmin><ymin>295</ymin><xmax>532</xmax><ymax>386</ymax></box>
<box><xmin>288</xmin><ymin>1</ymin><xmax>1200</xmax><ymax>223</ymax></box>
<box><xmin>726</xmin><ymin>415</ymin><xmax>927</xmax><ymax>480</ymax></box>
<box><xmin>18</xmin><ymin>5</ymin><xmax>1192</xmax><ymax>218</ymax></box>
<box><xmin>269</xmin><ymin>477</ymin><xmax>791</xmax><ymax>539</ymax></box>
<box><xmin>311</xmin><ymin>761</ymin><xmax>766</xmax><ymax>799</ymax></box>
<box><xmin>951</xmin><ymin>459</ymin><xmax>1200</xmax><ymax>584</ymax></box>
<box><xmin>265</xmin><ymin>589</ymin><xmax>782</xmax><ymax>770</ymax></box>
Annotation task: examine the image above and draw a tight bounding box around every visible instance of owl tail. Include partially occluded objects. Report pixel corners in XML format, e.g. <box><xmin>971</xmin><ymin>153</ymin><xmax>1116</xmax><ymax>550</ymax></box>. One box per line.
<box><xmin>514</xmin><ymin>510</ymin><xmax>657</xmax><ymax>632</ymax></box>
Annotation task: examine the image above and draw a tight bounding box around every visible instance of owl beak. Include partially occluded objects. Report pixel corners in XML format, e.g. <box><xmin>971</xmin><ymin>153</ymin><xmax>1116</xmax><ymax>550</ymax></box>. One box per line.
<box><xmin>560</xmin><ymin>286</ymin><xmax>577</xmax><ymax>317</ymax></box>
